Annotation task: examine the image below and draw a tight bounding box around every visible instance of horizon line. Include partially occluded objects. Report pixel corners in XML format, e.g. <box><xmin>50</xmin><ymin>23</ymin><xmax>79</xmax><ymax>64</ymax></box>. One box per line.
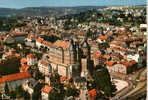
<box><xmin>0</xmin><ymin>4</ymin><xmax>146</xmax><ymax>9</ymax></box>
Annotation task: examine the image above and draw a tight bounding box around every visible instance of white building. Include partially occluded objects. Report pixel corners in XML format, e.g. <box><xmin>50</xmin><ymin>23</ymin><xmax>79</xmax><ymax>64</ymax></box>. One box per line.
<box><xmin>27</xmin><ymin>54</ymin><xmax>38</xmax><ymax>66</ymax></box>
<box><xmin>41</xmin><ymin>85</ymin><xmax>52</xmax><ymax>100</ymax></box>
<box><xmin>38</xmin><ymin>60</ymin><xmax>52</xmax><ymax>75</ymax></box>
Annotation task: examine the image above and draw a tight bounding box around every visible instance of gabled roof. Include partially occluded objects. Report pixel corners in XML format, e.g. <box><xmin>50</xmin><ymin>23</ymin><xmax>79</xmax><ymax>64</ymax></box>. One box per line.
<box><xmin>60</xmin><ymin>78</ymin><xmax>70</xmax><ymax>81</ymax></box>
<box><xmin>88</xmin><ymin>89</ymin><xmax>96</xmax><ymax>97</ymax></box>
<box><xmin>106</xmin><ymin>61</ymin><xmax>116</xmax><ymax>66</ymax></box>
<box><xmin>103</xmin><ymin>55</ymin><xmax>111</xmax><ymax>60</ymax></box>
<box><xmin>14</xmin><ymin>53</ymin><xmax>20</xmax><ymax>57</ymax></box>
<box><xmin>42</xmin><ymin>41</ymin><xmax>52</xmax><ymax>46</ymax></box>
<box><xmin>52</xmin><ymin>40</ymin><xmax>70</xmax><ymax>50</ymax></box>
<box><xmin>10</xmin><ymin>32</ymin><xmax>27</xmax><ymax>37</ymax></box>
<box><xmin>20</xmin><ymin>58</ymin><xmax>27</xmax><ymax>64</ymax></box>
<box><xmin>113</xmin><ymin>42</ymin><xmax>120</xmax><ymax>46</ymax></box>
<box><xmin>20</xmin><ymin>65</ymin><xmax>30</xmax><ymax>72</ymax></box>
<box><xmin>5</xmin><ymin>52</ymin><xmax>20</xmax><ymax>57</ymax></box>
<box><xmin>27</xmin><ymin>54</ymin><xmax>36</xmax><ymax>59</ymax></box>
<box><xmin>42</xmin><ymin>85</ymin><xmax>52</xmax><ymax>94</ymax></box>
<box><xmin>96</xmin><ymin>52</ymin><xmax>103</xmax><ymax>59</ymax></box>
<box><xmin>27</xmin><ymin>34</ymin><xmax>34</xmax><ymax>39</ymax></box>
<box><xmin>77</xmin><ymin>30</ymin><xmax>86</xmax><ymax>36</ymax></box>
<box><xmin>36</xmin><ymin>37</ymin><xmax>44</xmax><ymax>43</ymax></box>
<box><xmin>121</xmin><ymin>60</ymin><xmax>137</xmax><ymax>67</ymax></box>
<box><xmin>0</xmin><ymin>72</ymin><xmax>31</xmax><ymax>83</ymax></box>
<box><xmin>97</xmin><ymin>35</ymin><xmax>107</xmax><ymax>40</ymax></box>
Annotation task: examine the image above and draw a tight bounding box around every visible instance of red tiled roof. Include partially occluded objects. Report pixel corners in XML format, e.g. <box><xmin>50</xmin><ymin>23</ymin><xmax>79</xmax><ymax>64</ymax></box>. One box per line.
<box><xmin>53</xmin><ymin>40</ymin><xmax>70</xmax><ymax>50</ymax></box>
<box><xmin>36</xmin><ymin>37</ymin><xmax>52</xmax><ymax>46</ymax></box>
<box><xmin>43</xmin><ymin>41</ymin><xmax>52</xmax><ymax>46</ymax></box>
<box><xmin>36</xmin><ymin>37</ymin><xmax>44</xmax><ymax>43</ymax></box>
<box><xmin>106</xmin><ymin>61</ymin><xmax>115</xmax><ymax>66</ymax></box>
<box><xmin>113</xmin><ymin>42</ymin><xmax>120</xmax><ymax>46</ymax></box>
<box><xmin>14</xmin><ymin>53</ymin><xmax>20</xmax><ymax>57</ymax></box>
<box><xmin>97</xmin><ymin>35</ymin><xmax>107</xmax><ymax>40</ymax></box>
<box><xmin>110</xmin><ymin>46</ymin><xmax>120</xmax><ymax>49</ymax></box>
<box><xmin>77</xmin><ymin>30</ymin><xmax>86</xmax><ymax>36</ymax></box>
<box><xmin>5</xmin><ymin>52</ymin><xmax>12</xmax><ymax>56</ymax></box>
<box><xmin>120</xmin><ymin>48</ymin><xmax>127</xmax><ymax>52</ymax></box>
<box><xmin>42</xmin><ymin>85</ymin><xmax>52</xmax><ymax>94</ymax></box>
<box><xmin>130</xmin><ymin>60</ymin><xmax>137</xmax><ymax>64</ymax></box>
<box><xmin>88</xmin><ymin>89</ymin><xmax>96</xmax><ymax>97</ymax></box>
<box><xmin>121</xmin><ymin>60</ymin><xmax>137</xmax><ymax>67</ymax></box>
<box><xmin>20</xmin><ymin>65</ymin><xmax>30</xmax><ymax>72</ymax></box>
<box><xmin>121</xmin><ymin>61</ymin><xmax>130</xmax><ymax>67</ymax></box>
<box><xmin>21</xmin><ymin>58</ymin><xmax>27</xmax><ymax>64</ymax></box>
<box><xmin>10</xmin><ymin>32</ymin><xmax>27</xmax><ymax>37</ymax></box>
<box><xmin>96</xmin><ymin>52</ymin><xmax>102</xmax><ymax>57</ymax></box>
<box><xmin>60</xmin><ymin>78</ymin><xmax>70</xmax><ymax>81</ymax></box>
<box><xmin>93</xmin><ymin>52</ymin><xmax>103</xmax><ymax>59</ymax></box>
<box><xmin>27</xmin><ymin>34</ymin><xmax>34</xmax><ymax>39</ymax></box>
<box><xmin>103</xmin><ymin>55</ymin><xmax>111</xmax><ymax>60</ymax></box>
<box><xmin>74</xmin><ymin>96</ymin><xmax>80</xmax><ymax>98</ymax></box>
<box><xmin>5</xmin><ymin>52</ymin><xmax>20</xmax><ymax>57</ymax></box>
<box><xmin>116</xmin><ymin>30</ymin><xmax>127</xmax><ymax>34</ymax></box>
<box><xmin>27</xmin><ymin>54</ymin><xmax>36</xmax><ymax>59</ymax></box>
<box><xmin>0</xmin><ymin>72</ymin><xmax>31</xmax><ymax>83</ymax></box>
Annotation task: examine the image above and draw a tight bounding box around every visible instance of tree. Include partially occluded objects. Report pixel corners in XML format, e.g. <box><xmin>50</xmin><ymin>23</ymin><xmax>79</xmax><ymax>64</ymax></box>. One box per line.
<box><xmin>65</xmin><ymin>85</ymin><xmax>79</xmax><ymax>97</ymax></box>
<box><xmin>48</xmin><ymin>88</ymin><xmax>63</xmax><ymax>100</ymax></box>
<box><xmin>15</xmin><ymin>85</ymin><xmax>25</xmax><ymax>98</ymax></box>
<box><xmin>31</xmin><ymin>69</ymin><xmax>44</xmax><ymax>80</ymax></box>
<box><xmin>24</xmin><ymin>91</ymin><xmax>30</xmax><ymax>100</ymax></box>
<box><xmin>9</xmin><ymin>91</ymin><xmax>16</xmax><ymax>99</ymax></box>
<box><xmin>92</xmin><ymin>65</ymin><xmax>116</xmax><ymax>97</ymax></box>
<box><xmin>49</xmin><ymin>73</ymin><xmax>65</xmax><ymax>99</ymax></box>
<box><xmin>4</xmin><ymin>82</ymin><xmax>9</xmax><ymax>96</ymax></box>
<box><xmin>32</xmin><ymin>82</ymin><xmax>45</xmax><ymax>100</ymax></box>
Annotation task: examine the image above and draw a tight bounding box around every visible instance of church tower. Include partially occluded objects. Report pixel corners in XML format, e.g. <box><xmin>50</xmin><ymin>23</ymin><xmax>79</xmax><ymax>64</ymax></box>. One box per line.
<box><xmin>80</xmin><ymin>36</ymin><xmax>91</xmax><ymax>78</ymax></box>
<box><xmin>69</xmin><ymin>39</ymin><xmax>77</xmax><ymax>64</ymax></box>
<box><xmin>81</xmin><ymin>37</ymin><xmax>90</xmax><ymax>60</ymax></box>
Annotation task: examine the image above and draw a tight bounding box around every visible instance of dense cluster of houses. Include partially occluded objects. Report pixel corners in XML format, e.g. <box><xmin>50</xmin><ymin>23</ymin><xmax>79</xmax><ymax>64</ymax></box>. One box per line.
<box><xmin>0</xmin><ymin>6</ymin><xmax>146</xmax><ymax>100</ymax></box>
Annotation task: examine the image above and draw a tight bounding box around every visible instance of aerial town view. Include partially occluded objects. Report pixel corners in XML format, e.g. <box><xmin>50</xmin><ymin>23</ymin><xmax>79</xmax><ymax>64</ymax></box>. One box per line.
<box><xmin>0</xmin><ymin>0</ymin><xmax>146</xmax><ymax>100</ymax></box>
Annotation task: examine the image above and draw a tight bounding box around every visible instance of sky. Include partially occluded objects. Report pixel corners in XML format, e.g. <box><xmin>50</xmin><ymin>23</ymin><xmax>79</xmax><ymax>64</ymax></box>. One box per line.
<box><xmin>0</xmin><ymin>0</ymin><xmax>146</xmax><ymax>9</ymax></box>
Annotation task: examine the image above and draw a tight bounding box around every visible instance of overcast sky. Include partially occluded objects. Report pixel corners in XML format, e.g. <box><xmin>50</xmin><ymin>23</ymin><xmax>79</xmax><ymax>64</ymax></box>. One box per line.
<box><xmin>0</xmin><ymin>0</ymin><xmax>146</xmax><ymax>9</ymax></box>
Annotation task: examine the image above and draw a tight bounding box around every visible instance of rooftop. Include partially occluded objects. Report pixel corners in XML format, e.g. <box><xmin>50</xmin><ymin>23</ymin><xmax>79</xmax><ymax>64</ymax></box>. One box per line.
<box><xmin>42</xmin><ymin>85</ymin><xmax>52</xmax><ymax>94</ymax></box>
<box><xmin>0</xmin><ymin>72</ymin><xmax>31</xmax><ymax>83</ymax></box>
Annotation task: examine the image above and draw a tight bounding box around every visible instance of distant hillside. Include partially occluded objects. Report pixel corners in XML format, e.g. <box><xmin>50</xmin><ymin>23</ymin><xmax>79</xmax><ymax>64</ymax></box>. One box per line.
<box><xmin>0</xmin><ymin>6</ymin><xmax>106</xmax><ymax>17</ymax></box>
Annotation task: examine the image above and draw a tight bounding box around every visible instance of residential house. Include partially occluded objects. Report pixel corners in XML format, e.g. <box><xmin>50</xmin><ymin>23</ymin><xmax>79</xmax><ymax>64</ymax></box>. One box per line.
<box><xmin>96</xmin><ymin>35</ymin><xmax>107</xmax><ymax>43</ymax></box>
<box><xmin>88</xmin><ymin>89</ymin><xmax>96</xmax><ymax>100</ymax></box>
<box><xmin>25</xmin><ymin>34</ymin><xmax>36</xmax><ymax>47</ymax></box>
<box><xmin>106</xmin><ymin>60</ymin><xmax>137</xmax><ymax>74</ymax></box>
<box><xmin>27</xmin><ymin>54</ymin><xmax>37</xmax><ymax>66</ymax></box>
<box><xmin>20</xmin><ymin>58</ymin><xmax>27</xmax><ymax>65</ymax></box>
<box><xmin>41</xmin><ymin>85</ymin><xmax>52</xmax><ymax>100</ymax></box>
<box><xmin>0</xmin><ymin>72</ymin><xmax>32</xmax><ymax>92</ymax></box>
<box><xmin>22</xmin><ymin>79</ymin><xmax>35</xmax><ymax>95</ymax></box>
